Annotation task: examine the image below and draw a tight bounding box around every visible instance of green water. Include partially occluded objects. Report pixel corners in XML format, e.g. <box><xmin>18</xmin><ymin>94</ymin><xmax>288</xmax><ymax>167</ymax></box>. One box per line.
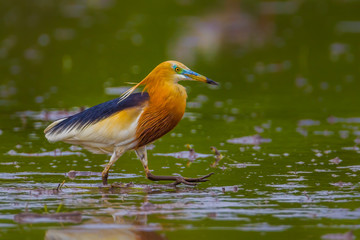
<box><xmin>1</xmin><ymin>0</ymin><xmax>360</xmax><ymax>239</ymax></box>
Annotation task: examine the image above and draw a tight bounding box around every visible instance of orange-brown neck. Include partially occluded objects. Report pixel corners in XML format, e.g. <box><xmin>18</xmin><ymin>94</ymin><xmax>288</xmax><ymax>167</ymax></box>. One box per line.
<box><xmin>148</xmin><ymin>82</ymin><xmax>186</xmax><ymax>106</ymax></box>
<box><xmin>134</xmin><ymin>82</ymin><xmax>187</xmax><ymax>149</ymax></box>
<box><xmin>141</xmin><ymin>67</ymin><xmax>187</xmax><ymax>112</ymax></box>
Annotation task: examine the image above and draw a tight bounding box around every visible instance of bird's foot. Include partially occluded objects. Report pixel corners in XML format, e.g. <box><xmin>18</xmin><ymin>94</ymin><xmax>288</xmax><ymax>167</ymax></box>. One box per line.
<box><xmin>146</xmin><ymin>172</ymin><xmax>214</xmax><ymax>186</ymax></box>
<box><xmin>168</xmin><ymin>173</ymin><xmax>214</xmax><ymax>186</ymax></box>
<box><xmin>102</xmin><ymin>173</ymin><xmax>108</xmax><ymax>186</ymax></box>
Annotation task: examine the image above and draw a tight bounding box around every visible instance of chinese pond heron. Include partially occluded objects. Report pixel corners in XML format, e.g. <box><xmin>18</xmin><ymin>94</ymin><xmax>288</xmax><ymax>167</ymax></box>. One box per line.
<box><xmin>44</xmin><ymin>60</ymin><xmax>218</xmax><ymax>186</ymax></box>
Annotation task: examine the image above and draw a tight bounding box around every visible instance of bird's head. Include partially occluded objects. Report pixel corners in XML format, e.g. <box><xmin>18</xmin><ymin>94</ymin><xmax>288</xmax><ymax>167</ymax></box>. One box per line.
<box><xmin>118</xmin><ymin>60</ymin><xmax>217</xmax><ymax>102</ymax></box>
<box><xmin>152</xmin><ymin>60</ymin><xmax>218</xmax><ymax>86</ymax></box>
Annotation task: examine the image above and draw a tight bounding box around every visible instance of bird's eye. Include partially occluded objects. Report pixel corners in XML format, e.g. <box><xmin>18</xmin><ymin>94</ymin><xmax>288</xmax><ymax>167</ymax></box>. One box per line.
<box><xmin>175</xmin><ymin>67</ymin><xmax>181</xmax><ymax>73</ymax></box>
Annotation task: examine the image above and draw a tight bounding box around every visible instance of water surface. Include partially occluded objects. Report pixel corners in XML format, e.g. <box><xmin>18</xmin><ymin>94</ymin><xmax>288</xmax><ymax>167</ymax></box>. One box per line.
<box><xmin>1</xmin><ymin>1</ymin><xmax>360</xmax><ymax>239</ymax></box>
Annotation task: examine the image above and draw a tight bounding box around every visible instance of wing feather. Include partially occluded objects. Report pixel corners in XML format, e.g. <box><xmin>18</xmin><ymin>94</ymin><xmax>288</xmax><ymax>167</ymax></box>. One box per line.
<box><xmin>44</xmin><ymin>93</ymin><xmax>149</xmax><ymax>147</ymax></box>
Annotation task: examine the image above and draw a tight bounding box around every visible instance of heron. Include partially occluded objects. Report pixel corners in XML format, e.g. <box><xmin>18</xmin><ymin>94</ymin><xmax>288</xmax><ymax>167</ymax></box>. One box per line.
<box><xmin>44</xmin><ymin>60</ymin><xmax>218</xmax><ymax>186</ymax></box>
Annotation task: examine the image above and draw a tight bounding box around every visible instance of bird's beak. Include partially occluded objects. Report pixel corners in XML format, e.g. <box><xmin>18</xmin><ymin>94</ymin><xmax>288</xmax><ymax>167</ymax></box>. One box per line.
<box><xmin>183</xmin><ymin>70</ymin><xmax>218</xmax><ymax>86</ymax></box>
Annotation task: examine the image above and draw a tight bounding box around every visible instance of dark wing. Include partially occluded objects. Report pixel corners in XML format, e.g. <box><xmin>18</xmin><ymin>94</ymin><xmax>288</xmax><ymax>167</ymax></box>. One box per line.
<box><xmin>44</xmin><ymin>92</ymin><xmax>149</xmax><ymax>138</ymax></box>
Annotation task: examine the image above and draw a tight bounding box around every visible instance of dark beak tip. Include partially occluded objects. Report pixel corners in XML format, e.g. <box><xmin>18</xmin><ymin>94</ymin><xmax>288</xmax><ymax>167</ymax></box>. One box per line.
<box><xmin>206</xmin><ymin>78</ymin><xmax>219</xmax><ymax>86</ymax></box>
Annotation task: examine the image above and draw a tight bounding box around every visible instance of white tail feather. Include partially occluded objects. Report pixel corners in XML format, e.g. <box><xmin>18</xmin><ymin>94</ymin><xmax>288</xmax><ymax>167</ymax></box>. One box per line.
<box><xmin>44</xmin><ymin>118</ymin><xmax>66</xmax><ymax>134</ymax></box>
<box><xmin>44</xmin><ymin>118</ymin><xmax>69</xmax><ymax>142</ymax></box>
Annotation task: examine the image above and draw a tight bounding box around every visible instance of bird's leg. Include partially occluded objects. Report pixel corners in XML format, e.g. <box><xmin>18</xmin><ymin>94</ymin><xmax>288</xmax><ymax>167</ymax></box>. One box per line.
<box><xmin>135</xmin><ymin>146</ymin><xmax>214</xmax><ymax>186</ymax></box>
<box><xmin>102</xmin><ymin>148</ymin><xmax>124</xmax><ymax>185</ymax></box>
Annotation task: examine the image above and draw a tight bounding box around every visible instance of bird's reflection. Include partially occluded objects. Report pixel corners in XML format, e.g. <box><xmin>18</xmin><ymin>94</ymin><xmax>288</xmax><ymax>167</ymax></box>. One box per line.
<box><xmin>45</xmin><ymin>228</ymin><xmax>166</xmax><ymax>240</ymax></box>
<box><xmin>45</xmin><ymin>193</ymin><xmax>167</xmax><ymax>240</ymax></box>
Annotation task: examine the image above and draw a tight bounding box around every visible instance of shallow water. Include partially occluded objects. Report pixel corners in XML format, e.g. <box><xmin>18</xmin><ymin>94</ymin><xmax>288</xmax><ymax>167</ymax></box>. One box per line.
<box><xmin>1</xmin><ymin>0</ymin><xmax>360</xmax><ymax>239</ymax></box>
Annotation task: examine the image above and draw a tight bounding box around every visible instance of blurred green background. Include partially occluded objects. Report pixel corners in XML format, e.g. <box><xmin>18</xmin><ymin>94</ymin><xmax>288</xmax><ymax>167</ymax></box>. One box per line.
<box><xmin>2</xmin><ymin>0</ymin><xmax>359</xmax><ymax>110</ymax></box>
<box><xmin>1</xmin><ymin>0</ymin><xmax>360</xmax><ymax>239</ymax></box>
